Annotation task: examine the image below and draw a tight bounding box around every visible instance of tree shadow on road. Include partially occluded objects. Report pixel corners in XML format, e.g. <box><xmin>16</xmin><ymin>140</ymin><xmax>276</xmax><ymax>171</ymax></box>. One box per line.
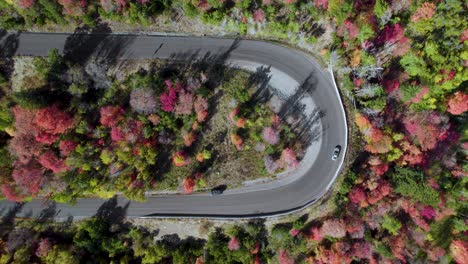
<box><xmin>63</xmin><ymin>23</ymin><xmax>138</xmax><ymax>66</ymax></box>
<box><xmin>0</xmin><ymin>30</ymin><xmax>20</xmax><ymax>78</ymax></box>
<box><xmin>249</xmin><ymin>65</ymin><xmax>273</xmax><ymax>104</ymax></box>
<box><xmin>277</xmin><ymin>72</ymin><xmax>326</xmax><ymax>149</ymax></box>
<box><xmin>0</xmin><ymin>203</ymin><xmax>24</xmax><ymax>237</ymax></box>
<box><xmin>0</xmin><ymin>30</ymin><xmax>20</xmax><ymax>59</ymax></box>
<box><xmin>95</xmin><ymin>196</ymin><xmax>130</xmax><ymax>226</ymax></box>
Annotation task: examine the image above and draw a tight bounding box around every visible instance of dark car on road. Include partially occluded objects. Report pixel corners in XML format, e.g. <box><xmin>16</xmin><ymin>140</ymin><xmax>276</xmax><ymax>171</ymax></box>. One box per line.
<box><xmin>332</xmin><ymin>145</ymin><xmax>342</xmax><ymax>161</ymax></box>
<box><xmin>210</xmin><ymin>185</ymin><xmax>227</xmax><ymax>196</ymax></box>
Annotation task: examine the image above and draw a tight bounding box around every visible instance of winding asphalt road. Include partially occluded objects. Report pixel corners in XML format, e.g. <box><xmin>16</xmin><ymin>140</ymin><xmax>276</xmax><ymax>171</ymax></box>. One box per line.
<box><xmin>0</xmin><ymin>32</ymin><xmax>347</xmax><ymax>218</ymax></box>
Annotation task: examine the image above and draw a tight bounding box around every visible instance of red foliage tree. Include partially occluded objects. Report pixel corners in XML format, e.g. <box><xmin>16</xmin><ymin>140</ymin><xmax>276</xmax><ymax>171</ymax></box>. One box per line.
<box><xmin>346</xmin><ymin>218</ymin><xmax>365</xmax><ymax>239</ymax></box>
<box><xmin>228</xmin><ymin>236</ymin><xmax>240</xmax><ymax>251</ymax></box>
<box><xmin>403</xmin><ymin>112</ymin><xmax>445</xmax><ymax>151</ymax></box>
<box><xmin>173</xmin><ymin>151</ymin><xmax>191</xmax><ymax>167</ymax></box>
<box><xmin>182</xmin><ymin>177</ymin><xmax>195</xmax><ymax>194</ymax></box>
<box><xmin>352</xmin><ymin>241</ymin><xmax>372</xmax><ymax>259</ymax></box>
<box><xmin>289</xmin><ymin>229</ymin><xmax>300</xmax><ymax>237</ymax></box>
<box><xmin>35</xmin><ymin>132</ymin><xmax>59</xmax><ymax>145</ymax></box>
<box><xmin>343</xmin><ymin>20</ymin><xmax>359</xmax><ymax>40</ymax></box>
<box><xmin>110</xmin><ymin>126</ymin><xmax>125</xmax><ymax>142</ymax></box>
<box><xmin>253</xmin><ymin>9</ymin><xmax>265</xmax><ymax>23</ymax></box>
<box><xmin>58</xmin><ymin>0</ymin><xmax>86</xmax><ymax>16</ymax></box>
<box><xmin>18</xmin><ymin>0</ymin><xmax>35</xmax><ymax>9</ymax></box>
<box><xmin>183</xmin><ymin>131</ymin><xmax>197</xmax><ymax>147</ymax></box>
<box><xmin>38</xmin><ymin>151</ymin><xmax>69</xmax><ymax>173</ymax></box>
<box><xmin>122</xmin><ymin>120</ymin><xmax>144</xmax><ymax>143</ymax></box>
<box><xmin>1</xmin><ymin>184</ymin><xmax>26</xmax><ymax>202</ymax></box>
<box><xmin>371</xmin><ymin>163</ymin><xmax>389</xmax><ymax>176</ymax></box>
<box><xmin>401</xmin><ymin>140</ymin><xmax>423</xmax><ymax>165</ymax></box>
<box><xmin>376</xmin><ymin>24</ymin><xmax>405</xmax><ymax>46</ymax></box>
<box><xmin>320</xmin><ymin>219</ymin><xmax>346</xmax><ymax>238</ymax></box>
<box><xmin>11</xmin><ymin>106</ymin><xmax>39</xmax><ymax>136</ymax></box>
<box><xmin>308</xmin><ymin>226</ymin><xmax>322</xmax><ymax>241</ymax></box>
<box><xmin>420</xmin><ymin>205</ymin><xmax>436</xmax><ymax>220</ymax></box>
<box><xmin>315</xmin><ymin>0</ymin><xmax>328</xmax><ymax>9</ymax></box>
<box><xmin>35</xmin><ymin>238</ymin><xmax>53</xmax><ymax>257</ymax></box>
<box><xmin>401</xmin><ymin>199</ymin><xmax>430</xmax><ymax>231</ymax></box>
<box><xmin>349</xmin><ymin>186</ymin><xmax>368</xmax><ymax>207</ymax></box>
<box><xmin>447</xmin><ymin>91</ymin><xmax>468</xmax><ymax>115</ymax></box>
<box><xmin>160</xmin><ymin>80</ymin><xmax>179</xmax><ymax>112</ymax></box>
<box><xmin>236</xmin><ymin>118</ymin><xmax>246</xmax><ymax>128</ymax></box>
<box><xmin>427</xmin><ymin>247</ymin><xmax>445</xmax><ymax>262</ymax></box>
<box><xmin>279</xmin><ymin>249</ymin><xmax>294</xmax><ymax>264</ymax></box>
<box><xmin>280</xmin><ymin>148</ymin><xmax>299</xmax><ymax>169</ymax></box>
<box><xmin>450</xmin><ymin>240</ymin><xmax>468</xmax><ymax>264</ymax></box>
<box><xmin>230</xmin><ymin>133</ymin><xmax>243</xmax><ymax>150</ymax></box>
<box><xmin>11</xmin><ymin>160</ymin><xmax>43</xmax><ymax>194</ymax></box>
<box><xmin>59</xmin><ymin>140</ymin><xmax>78</xmax><ymax>156</ymax></box>
<box><xmin>382</xmin><ymin>79</ymin><xmax>400</xmax><ymax>93</ymax></box>
<box><xmin>229</xmin><ymin>108</ymin><xmax>240</xmax><ymax>123</ymax></box>
<box><xmin>377</xmin><ymin>180</ymin><xmax>392</xmax><ymax>196</ymax></box>
<box><xmin>411</xmin><ymin>2</ymin><xmax>436</xmax><ymax>22</ymax></box>
<box><xmin>271</xmin><ymin>114</ymin><xmax>281</xmax><ymax>127</ymax></box>
<box><xmin>34</xmin><ymin>105</ymin><xmax>75</xmax><ymax>135</ymax></box>
<box><xmin>390</xmin><ymin>236</ymin><xmax>406</xmax><ymax>262</ymax></box>
<box><xmin>8</xmin><ymin>135</ymin><xmax>42</xmax><ymax>164</ymax></box>
<box><xmin>99</xmin><ymin>105</ymin><xmax>124</xmax><ymax>127</ymax></box>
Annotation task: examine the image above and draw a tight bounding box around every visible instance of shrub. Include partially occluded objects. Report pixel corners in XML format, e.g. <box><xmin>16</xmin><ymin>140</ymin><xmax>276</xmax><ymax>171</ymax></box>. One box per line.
<box><xmin>196</xmin><ymin>149</ymin><xmax>211</xmax><ymax>162</ymax></box>
<box><xmin>173</xmin><ymin>151</ymin><xmax>191</xmax><ymax>167</ymax></box>
<box><xmin>280</xmin><ymin>148</ymin><xmax>299</xmax><ymax>169</ymax></box>
<box><xmin>263</xmin><ymin>155</ymin><xmax>278</xmax><ymax>174</ymax></box>
<box><xmin>262</xmin><ymin>127</ymin><xmax>279</xmax><ymax>145</ymax></box>
<box><xmin>230</xmin><ymin>133</ymin><xmax>243</xmax><ymax>150</ymax></box>
<box><xmin>183</xmin><ymin>131</ymin><xmax>197</xmax><ymax>147</ymax></box>
<box><xmin>227</xmin><ymin>236</ymin><xmax>239</xmax><ymax>251</ymax></box>
<box><xmin>183</xmin><ymin>177</ymin><xmax>195</xmax><ymax>193</ymax></box>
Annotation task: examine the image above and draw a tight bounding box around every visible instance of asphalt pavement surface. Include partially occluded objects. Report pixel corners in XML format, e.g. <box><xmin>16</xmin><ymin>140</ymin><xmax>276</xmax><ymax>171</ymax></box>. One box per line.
<box><xmin>0</xmin><ymin>32</ymin><xmax>347</xmax><ymax>218</ymax></box>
